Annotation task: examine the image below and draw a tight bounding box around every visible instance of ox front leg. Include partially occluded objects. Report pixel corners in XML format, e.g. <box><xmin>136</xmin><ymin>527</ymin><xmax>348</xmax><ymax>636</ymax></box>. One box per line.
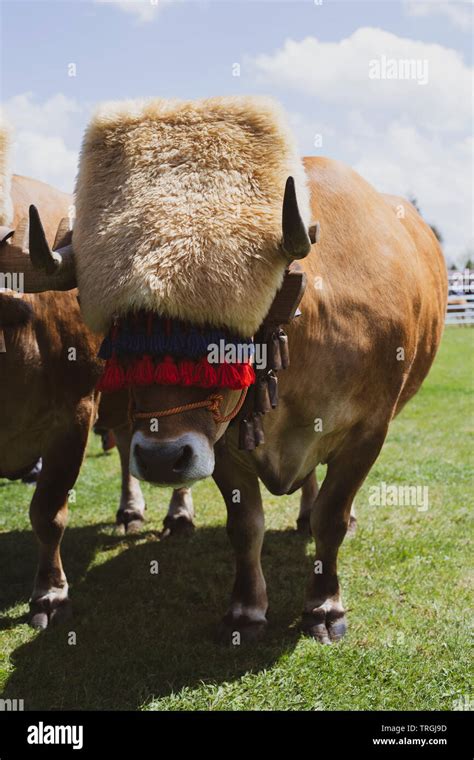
<box><xmin>29</xmin><ymin>401</ymin><xmax>93</xmax><ymax>629</ymax></box>
<box><xmin>162</xmin><ymin>488</ymin><xmax>195</xmax><ymax>537</ymax></box>
<box><xmin>213</xmin><ymin>453</ymin><xmax>267</xmax><ymax>642</ymax></box>
<box><xmin>114</xmin><ymin>423</ymin><xmax>146</xmax><ymax>534</ymax></box>
<box><xmin>303</xmin><ymin>427</ymin><xmax>386</xmax><ymax>643</ymax></box>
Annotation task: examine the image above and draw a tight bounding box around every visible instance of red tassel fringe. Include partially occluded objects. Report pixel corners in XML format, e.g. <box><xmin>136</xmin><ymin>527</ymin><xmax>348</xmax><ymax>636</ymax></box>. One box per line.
<box><xmin>96</xmin><ymin>355</ymin><xmax>256</xmax><ymax>393</ymax></box>
<box><xmin>96</xmin><ymin>354</ymin><xmax>125</xmax><ymax>392</ymax></box>
<box><xmin>179</xmin><ymin>359</ymin><xmax>197</xmax><ymax>386</ymax></box>
<box><xmin>155</xmin><ymin>355</ymin><xmax>180</xmax><ymax>385</ymax></box>
<box><xmin>194</xmin><ymin>357</ymin><xmax>218</xmax><ymax>387</ymax></box>
<box><xmin>132</xmin><ymin>354</ymin><xmax>155</xmax><ymax>386</ymax></box>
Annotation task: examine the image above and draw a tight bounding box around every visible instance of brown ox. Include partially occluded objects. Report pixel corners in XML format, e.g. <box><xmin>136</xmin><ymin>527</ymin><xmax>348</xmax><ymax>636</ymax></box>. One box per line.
<box><xmin>0</xmin><ymin>175</ymin><xmax>99</xmax><ymax>628</ymax></box>
<box><xmin>24</xmin><ymin>156</ymin><xmax>447</xmax><ymax>642</ymax></box>
<box><xmin>0</xmin><ymin>175</ymin><xmax>199</xmax><ymax>626</ymax></box>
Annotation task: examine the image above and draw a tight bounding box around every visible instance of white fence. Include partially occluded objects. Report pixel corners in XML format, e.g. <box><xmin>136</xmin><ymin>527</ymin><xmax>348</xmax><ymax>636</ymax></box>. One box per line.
<box><xmin>446</xmin><ymin>294</ymin><xmax>474</xmax><ymax>325</ymax></box>
<box><xmin>446</xmin><ymin>270</ymin><xmax>474</xmax><ymax>325</ymax></box>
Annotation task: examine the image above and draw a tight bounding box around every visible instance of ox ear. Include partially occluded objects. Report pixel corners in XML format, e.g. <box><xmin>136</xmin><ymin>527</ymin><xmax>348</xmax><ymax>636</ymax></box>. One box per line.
<box><xmin>281</xmin><ymin>177</ymin><xmax>313</xmax><ymax>261</ymax></box>
<box><xmin>27</xmin><ymin>205</ymin><xmax>77</xmax><ymax>290</ymax></box>
<box><xmin>53</xmin><ymin>216</ymin><xmax>73</xmax><ymax>251</ymax></box>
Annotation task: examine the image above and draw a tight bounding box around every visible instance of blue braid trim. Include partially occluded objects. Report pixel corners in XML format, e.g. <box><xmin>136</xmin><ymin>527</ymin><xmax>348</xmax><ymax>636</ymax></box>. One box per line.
<box><xmin>98</xmin><ymin>314</ymin><xmax>254</xmax><ymax>361</ymax></box>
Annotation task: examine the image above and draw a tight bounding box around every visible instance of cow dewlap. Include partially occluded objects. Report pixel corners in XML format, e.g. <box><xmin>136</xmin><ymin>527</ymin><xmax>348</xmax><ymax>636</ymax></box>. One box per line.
<box><xmin>74</xmin><ymin>96</ymin><xmax>311</xmax><ymax>336</ymax></box>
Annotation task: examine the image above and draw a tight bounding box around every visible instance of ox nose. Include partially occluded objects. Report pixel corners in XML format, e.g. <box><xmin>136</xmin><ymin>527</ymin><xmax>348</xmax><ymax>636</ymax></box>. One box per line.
<box><xmin>135</xmin><ymin>440</ymin><xmax>193</xmax><ymax>478</ymax></box>
<box><xmin>130</xmin><ymin>432</ymin><xmax>214</xmax><ymax>486</ymax></box>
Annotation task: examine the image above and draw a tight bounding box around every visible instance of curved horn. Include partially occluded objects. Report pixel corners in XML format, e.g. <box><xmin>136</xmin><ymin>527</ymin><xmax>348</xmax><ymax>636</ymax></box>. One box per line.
<box><xmin>26</xmin><ymin>205</ymin><xmax>76</xmax><ymax>290</ymax></box>
<box><xmin>0</xmin><ymin>209</ymin><xmax>76</xmax><ymax>293</ymax></box>
<box><xmin>281</xmin><ymin>177</ymin><xmax>312</xmax><ymax>261</ymax></box>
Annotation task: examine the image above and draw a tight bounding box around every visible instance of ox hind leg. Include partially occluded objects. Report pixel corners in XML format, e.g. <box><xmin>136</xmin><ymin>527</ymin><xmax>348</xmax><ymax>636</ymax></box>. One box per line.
<box><xmin>113</xmin><ymin>424</ymin><xmax>193</xmax><ymax>536</ymax></box>
<box><xmin>29</xmin><ymin>400</ymin><xmax>93</xmax><ymax>629</ymax></box>
<box><xmin>303</xmin><ymin>425</ymin><xmax>386</xmax><ymax>643</ymax></box>
<box><xmin>114</xmin><ymin>423</ymin><xmax>146</xmax><ymax>534</ymax></box>
<box><xmin>297</xmin><ymin>470</ymin><xmax>357</xmax><ymax>537</ymax></box>
<box><xmin>162</xmin><ymin>488</ymin><xmax>195</xmax><ymax>537</ymax></box>
<box><xmin>213</xmin><ymin>449</ymin><xmax>267</xmax><ymax>642</ymax></box>
<box><xmin>297</xmin><ymin>471</ymin><xmax>319</xmax><ymax>534</ymax></box>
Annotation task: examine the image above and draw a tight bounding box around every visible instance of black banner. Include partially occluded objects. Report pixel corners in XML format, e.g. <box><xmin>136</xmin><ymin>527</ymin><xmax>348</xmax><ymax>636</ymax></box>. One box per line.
<box><xmin>0</xmin><ymin>710</ymin><xmax>470</xmax><ymax>757</ymax></box>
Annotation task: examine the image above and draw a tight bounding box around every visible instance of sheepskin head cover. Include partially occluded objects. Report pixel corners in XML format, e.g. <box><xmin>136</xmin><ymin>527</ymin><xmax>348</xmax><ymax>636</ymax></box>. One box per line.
<box><xmin>0</xmin><ymin>116</ymin><xmax>13</xmax><ymax>227</ymax></box>
<box><xmin>74</xmin><ymin>96</ymin><xmax>311</xmax><ymax>337</ymax></box>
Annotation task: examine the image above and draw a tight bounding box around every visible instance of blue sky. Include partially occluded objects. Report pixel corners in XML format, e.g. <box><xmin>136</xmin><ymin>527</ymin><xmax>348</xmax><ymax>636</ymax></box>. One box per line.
<box><xmin>1</xmin><ymin>0</ymin><xmax>473</xmax><ymax>262</ymax></box>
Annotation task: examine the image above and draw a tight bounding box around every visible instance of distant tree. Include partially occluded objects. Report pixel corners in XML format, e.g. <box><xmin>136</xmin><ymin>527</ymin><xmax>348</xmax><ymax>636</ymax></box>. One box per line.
<box><xmin>430</xmin><ymin>224</ymin><xmax>443</xmax><ymax>244</ymax></box>
<box><xmin>408</xmin><ymin>195</ymin><xmax>421</xmax><ymax>214</ymax></box>
<box><xmin>430</xmin><ymin>224</ymin><xmax>444</xmax><ymax>245</ymax></box>
<box><xmin>408</xmin><ymin>196</ymin><xmax>443</xmax><ymax>244</ymax></box>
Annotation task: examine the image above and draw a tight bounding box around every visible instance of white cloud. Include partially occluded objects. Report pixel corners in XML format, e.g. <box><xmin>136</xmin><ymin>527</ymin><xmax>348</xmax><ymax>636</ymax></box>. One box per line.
<box><xmin>249</xmin><ymin>28</ymin><xmax>473</xmax><ymax>263</ymax></box>
<box><xmin>3</xmin><ymin>93</ymin><xmax>81</xmax><ymax>135</ymax></box>
<box><xmin>96</xmin><ymin>0</ymin><xmax>176</xmax><ymax>23</ymax></box>
<box><xmin>404</xmin><ymin>0</ymin><xmax>473</xmax><ymax>32</ymax></box>
<box><xmin>250</xmin><ymin>27</ymin><xmax>472</xmax><ymax>132</ymax></box>
<box><xmin>288</xmin><ymin>108</ymin><xmax>473</xmax><ymax>265</ymax></box>
<box><xmin>348</xmin><ymin>118</ymin><xmax>473</xmax><ymax>265</ymax></box>
<box><xmin>1</xmin><ymin>93</ymin><xmax>84</xmax><ymax>192</ymax></box>
<box><xmin>11</xmin><ymin>132</ymin><xmax>78</xmax><ymax>192</ymax></box>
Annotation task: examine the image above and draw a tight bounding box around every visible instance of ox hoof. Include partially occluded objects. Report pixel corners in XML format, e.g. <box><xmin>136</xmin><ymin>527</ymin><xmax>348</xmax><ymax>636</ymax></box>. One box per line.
<box><xmin>296</xmin><ymin>515</ymin><xmax>312</xmax><ymax>536</ymax></box>
<box><xmin>218</xmin><ymin>610</ymin><xmax>268</xmax><ymax>644</ymax></box>
<box><xmin>346</xmin><ymin>515</ymin><xmax>357</xmax><ymax>537</ymax></box>
<box><xmin>29</xmin><ymin>594</ymin><xmax>72</xmax><ymax>630</ymax></box>
<box><xmin>115</xmin><ymin>508</ymin><xmax>146</xmax><ymax>535</ymax></box>
<box><xmin>161</xmin><ymin>514</ymin><xmax>195</xmax><ymax>538</ymax></box>
<box><xmin>301</xmin><ymin>603</ymin><xmax>347</xmax><ymax>644</ymax></box>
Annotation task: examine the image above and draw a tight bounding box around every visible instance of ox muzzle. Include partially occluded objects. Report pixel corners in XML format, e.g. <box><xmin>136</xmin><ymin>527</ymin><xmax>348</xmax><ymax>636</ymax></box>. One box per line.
<box><xmin>130</xmin><ymin>430</ymin><xmax>215</xmax><ymax>487</ymax></box>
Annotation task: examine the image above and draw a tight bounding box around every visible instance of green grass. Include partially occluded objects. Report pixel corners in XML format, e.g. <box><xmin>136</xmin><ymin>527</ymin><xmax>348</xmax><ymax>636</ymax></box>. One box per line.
<box><xmin>0</xmin><ymin>327</ymin><xmax>472</xmax><ymax>711</ymax></box>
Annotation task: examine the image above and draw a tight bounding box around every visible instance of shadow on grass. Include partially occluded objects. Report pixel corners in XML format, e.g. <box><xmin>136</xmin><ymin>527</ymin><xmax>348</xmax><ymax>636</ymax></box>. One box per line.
<box><xmin>0</xmin><ymin>524</ymin><xmax>311</xmax><ymax>709</ymax></box>
<box><xmin>0</xmin><ymin>524</ymin><xmax>120</xmax><ymax>624</ymax></box>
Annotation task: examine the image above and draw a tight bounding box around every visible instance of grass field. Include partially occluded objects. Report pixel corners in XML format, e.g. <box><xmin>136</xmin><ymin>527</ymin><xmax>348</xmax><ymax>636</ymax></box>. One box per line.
<box><xmin>0</xmin><ymin>326</ymin><xmax>472</xmax><ymax>711</ymax></box>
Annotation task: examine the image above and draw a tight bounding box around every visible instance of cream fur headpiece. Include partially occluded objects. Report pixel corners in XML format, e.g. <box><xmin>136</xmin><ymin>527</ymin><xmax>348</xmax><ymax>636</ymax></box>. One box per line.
<box><xmin>74</xmin><ymin>96</ymin><xmax>310</xmax><ymax>336</ymax></box>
